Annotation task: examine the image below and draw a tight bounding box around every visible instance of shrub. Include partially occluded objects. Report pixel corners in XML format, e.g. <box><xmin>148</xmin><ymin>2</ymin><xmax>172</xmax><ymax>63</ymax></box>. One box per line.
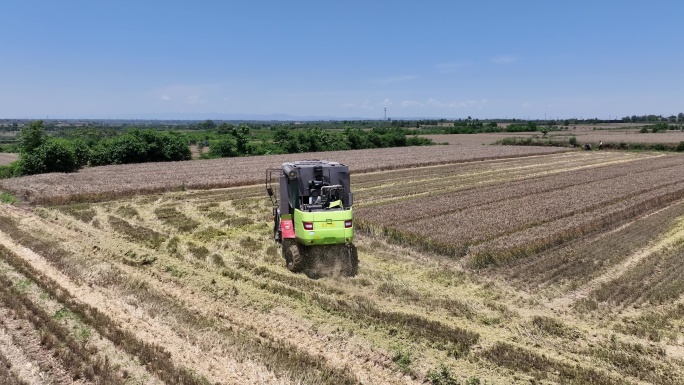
<box><xmin>569</xmin><ymin>136</ymin><xmax>578</xmax><ymax>147</ymax></box>
<box><xmin>427</xmin><ymin>365</ymin><xmax>460</xmax><ymax>385</ymax></box>
<box><xmin>70</xmin><ymin>139</ymin><xmax>91</xmax><ymax>167</ymax></box>
<box><xmin>17</xmin><ymin>138</ymin><xmax>79</xmax><ymax>175</ymax></box>
<box><xmin>90</xmin><ymin>129</ymin><xmax>190</xmax><ymax>166</ymax></box>
<box><xmin>18</xmin><ymin>120</ymin><xmax>46</xmax><ymax>153</ymax></box>
<box><xmin>209</xmin><ymin>137</ymin><xmax>237</xmax><ymax>157</ymax></box>
<box><xmin>677</xmin><ymin>141</ymin><xmax>684</xmax><ymax>152</ymax></box>
<box><xmin>0</xmin><ymin>161</ymin><xmax>19</xmax><ymax>179</ymax></box>
<box><xmin>0</xmin><ymin>192</ymin><xmax>17</xmax><ymax>204</ymax></box>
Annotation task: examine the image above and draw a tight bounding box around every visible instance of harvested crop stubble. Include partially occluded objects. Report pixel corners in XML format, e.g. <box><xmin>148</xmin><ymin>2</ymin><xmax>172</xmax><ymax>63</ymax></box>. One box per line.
<box><xmin>0</xmin><ymin>145</ymin><xmax>567</xmax><ymax>204</ymax></box>
<box><xmin>354</xmin><ymin>151</ymin><xmax>645</xmax><ymax>203</ymax></box>
<box><xmin>590</xmin><ymin>245</ymin><xmax>684</xmax><ymax>306</ymax></box>
<box><xmin>364</xmin><ymin>160</ymin><xmax>684</xmax><ymax>255</ymax></box>
<box><xmin>356</xmin><ymin>153</ymin><xmax>678</xmax><ymax>223</ymax></box>
<box><xmin>467</xmin><ymin>179</ymin><xmax>684</xmax><ymax>266</ymax></box>
<box><xmin>500</xmin><ymin>200</ymin><xmax>684</xmax><ymax>289</ymax></box>
<box><xmin>0</xmin><ymin>212</ymin><xmax>361</xmax><ymax>385</ymax></box>
<box><xmin>354</xmin><ymin>154</ymin><xmax>684</xmax><ymax>266</ymax></box>
<box><xmin>481</xmin><ymin>342</ymin><xmax>629</xmax><ymax>385</ymax></box>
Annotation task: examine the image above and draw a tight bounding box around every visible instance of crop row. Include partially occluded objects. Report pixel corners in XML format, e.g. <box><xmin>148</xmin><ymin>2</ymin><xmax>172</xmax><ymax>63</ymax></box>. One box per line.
<box><xmin>0</xmin><ymin>213</ymin><xmax>363</xmax><ymax>385</ymax></box>
<box><xmin>0</xmin><ymin>319</ymin><xmax>33</xmax><ymax>385</ymax></box>
<box><xmin>590</xmin><ymin>244</ymin><xmax>684</xmax><ymax>306</ymax></box>
<box><xmin>353</xmin><ymin>151</ymin><xmax>651</xmax><ymax>201</ymax></box>
<box><xmin>357</xmin><ymin>153</ymin><xmax>681</xmax><ymax>222</ymax></box>
<box><xmin>467</xmin><ymin>179</ymin><xmax>684</xmax><ymax>266</ymax></box>
<box><xmin>499</xmin><ymin>199</ymin><xmax>684</xmax><ymax>290</ymax></box>
<box><xmin>391</xmin><ymin>159</ymin><xmax>684</xmax><ymax>243</ymax></box>
<box><xmin>0</xmin><ymin>260</ymin><xmax>125</xmax><ymax>384</ymax></box>
<box><xmin>0</xmin><ymin>144</ymin><xmax>567</xmax><ymax>205</ymax></box>
<box><xmin>356</xmin><ymin>156</ymin><xmax>684</xmax><ymax>265</ymax></box>
<box><xmin>481</xmin><ymin>342</ymin><xmax>629</xmax><ymax>385</ymax></box>
<box><xmin>57</xmin><ymin>197</ymin><xmax>483</xmax><ymax>368</ymax></box>
<box><xmin>616</xmin><ymin>304</ymin><xmax>684</xmax><ymax>342</ymax></box>
<box><xmin>0</xmin><ymin>234</ymin><xmax>208</xmax><ymax>385</ymax></box>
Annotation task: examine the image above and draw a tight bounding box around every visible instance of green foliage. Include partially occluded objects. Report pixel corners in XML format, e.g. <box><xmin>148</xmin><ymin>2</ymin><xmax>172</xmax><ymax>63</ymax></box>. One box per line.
<box><xmin>18</xmin><ymin>120</ymin><xmax>46</xmax><ymax>153</ymax></box>
<box><xmin>391</xmin><ymin>346</ymin><xmax>414</xmax><ymax>375</ymax></box>
<box><xmin>677</xmin><ymin>141</ymin><xmax>684</xmax><ymax>152</ymax></box>
<box><xmin>15</xmin><ymin>120</ymin><xmax>80</xmax><ymax>176</ymax></box>
<box><xmin>651</xmin><ymin>122</ymin><xmax>670</xmax><ymax>133</ymax></box>
<box><xmin>0</xmin><ymin>162</ymin><xmax>19</xmax><ymax>179</ymax></box>
<box><xmin>0</xmin><ymin>192</ymin><xmax>17</xmax><ymax>204</ymax></box>
<box><xmin>569</xmin><ymin>136</ymin><xmax>578</xmax><ymax>147</ymax></box>
<box><xmin>17</xmin><ymin>138</ymin><xmax>79</xmax><ymax>175</ymax></box>
<box><xmin>70</xmin><ymin>139</ymin><xmax>91</xmax><ymax>167</ymax></box>
<box><xmin>505</xmin><ymin>121</ymin><xmax>538</xmax><ymax>132</ymax></box>
<box><xmin>427</xmin><ymin>365</ymin><xmax>460</xmax><ymax>385</ymax></box>
<box><xmin>208</xmin><ymin>137</ymin><xmax>237</xmax><ymax>157</ymax></box>
<box><xmin>90</xmin><ymin>129</ymin><xmax>191</xmax><ymax>166</ymax></box>
<box><xmin>231</xmin><ymin>124</ymin><xmax>251</xmax><ymax>154</ymax></box>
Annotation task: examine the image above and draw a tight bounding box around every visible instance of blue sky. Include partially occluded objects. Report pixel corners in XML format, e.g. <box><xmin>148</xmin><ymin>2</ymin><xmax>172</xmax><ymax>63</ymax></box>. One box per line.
<box><xmin>1</xmin><ymin>1</ymin><xmax>682</xmax><ymax>120</ymax></box>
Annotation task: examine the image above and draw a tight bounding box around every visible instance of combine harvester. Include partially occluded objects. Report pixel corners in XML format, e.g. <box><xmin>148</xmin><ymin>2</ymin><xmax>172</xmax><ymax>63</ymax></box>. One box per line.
<box><xmin>266</xmin><ymin>160</ymin><xmax>358</xmax><ymax>277</ymax></box>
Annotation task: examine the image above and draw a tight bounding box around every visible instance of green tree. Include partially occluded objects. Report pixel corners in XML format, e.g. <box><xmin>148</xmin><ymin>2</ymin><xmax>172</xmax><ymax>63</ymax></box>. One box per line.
<box><xmin>230</xmin><ymin>124</ymin><xmax>251</xmax><ymax>154</ymax></box>
<box><xmin>17</xmin><ymin>138</ymin><xmax>78</xmax><ymax>175</ymax></box>
<box><xmin>197</xmin><ymin>120</ymin><xmax>216</xmax><ymax>130</ymax></box>
<box><xmin>208</xmin><ymin>137</ymin><xmax>237</xmax><ymax>157</ymax></box>
<box><xmin>18</xmin><ymin>120</ymin><xmax>47</xmax><ymax>154</ymax></box>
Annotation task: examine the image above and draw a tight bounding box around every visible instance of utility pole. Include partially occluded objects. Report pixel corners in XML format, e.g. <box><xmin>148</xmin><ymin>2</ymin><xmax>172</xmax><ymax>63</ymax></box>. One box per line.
<box><xmin>384</xmin><ymin>108</ymin><xmax>387</xmax><ymax>120</ymax></box>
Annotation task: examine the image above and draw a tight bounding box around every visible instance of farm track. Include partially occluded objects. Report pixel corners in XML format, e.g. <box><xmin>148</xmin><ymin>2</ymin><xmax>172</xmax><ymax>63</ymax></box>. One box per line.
<box><xmin>0</xmin><ymin>150</ymin><xmax>683</xmax><ymax>383</ymax></box>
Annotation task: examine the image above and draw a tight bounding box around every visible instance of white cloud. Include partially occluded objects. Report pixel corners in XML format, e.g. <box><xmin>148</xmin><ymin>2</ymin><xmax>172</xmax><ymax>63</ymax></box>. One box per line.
<box><xmin>361</xmin><ymin>100</ymin><xmax>373</xmax><ymax>110</ymax></box>
<box><xmin>381</xmin><ymin>98</ymin><xmax>393</xmax><ymax>107</ymax></box>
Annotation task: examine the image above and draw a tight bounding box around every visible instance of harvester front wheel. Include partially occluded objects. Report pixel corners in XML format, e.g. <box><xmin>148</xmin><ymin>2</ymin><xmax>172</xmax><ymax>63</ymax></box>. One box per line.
<box><xmin>283</xmin><ymin>239</ymin><xmax>304</xmax><ymax>272</ymax></box>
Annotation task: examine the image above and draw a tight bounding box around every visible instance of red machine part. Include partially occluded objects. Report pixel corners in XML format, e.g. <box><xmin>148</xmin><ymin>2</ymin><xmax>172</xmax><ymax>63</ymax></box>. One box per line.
<box><xmin>280</xmin><ymin>219</ymin><xmax>295</xmax><ymax>239</ymax></box>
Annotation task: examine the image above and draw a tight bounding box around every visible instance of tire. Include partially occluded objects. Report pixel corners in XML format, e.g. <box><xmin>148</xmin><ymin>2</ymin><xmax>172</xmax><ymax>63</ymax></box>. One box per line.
<box><xmin>283</xmin><ymin>239</ymin><xmax>304</xmax><ymax>272</ymax></box>
<box><xmin>345</xmin><ymin>244</ymin><xmax>359</xmax><ymax>277</ymax></box>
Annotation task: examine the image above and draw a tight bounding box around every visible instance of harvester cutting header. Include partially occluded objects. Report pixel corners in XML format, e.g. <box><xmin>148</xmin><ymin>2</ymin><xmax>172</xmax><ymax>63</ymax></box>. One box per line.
<box><xmin>266</xmin><ymin>160</ymin><xmax>358</xmax><ymax>277</ymax></box>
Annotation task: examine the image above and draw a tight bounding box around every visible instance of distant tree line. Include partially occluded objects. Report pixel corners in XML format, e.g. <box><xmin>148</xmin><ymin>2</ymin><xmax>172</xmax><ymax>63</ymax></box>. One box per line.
<box><xmin>203</xmin><ymin>124</ymin><xmax>432</xmax><ymax>157</ymax></box>
<box><xmin>0</xmin><ymin>121</ymin><xmax>191</xmax><ymax>178</ymax></box>
<box><xmin>418</xmin><ymin>117</ymin><xmax>541</xmax><ymax>134</ymax></box>
<box><xmin>622</xmin><ymin>113</ymin><xmax>684</xmax><ymax>123</ymax></box>
<box><xmin>0</xmin><ymin>120</ymin><xmax>434</xmax><ymax>178</ymax></box>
